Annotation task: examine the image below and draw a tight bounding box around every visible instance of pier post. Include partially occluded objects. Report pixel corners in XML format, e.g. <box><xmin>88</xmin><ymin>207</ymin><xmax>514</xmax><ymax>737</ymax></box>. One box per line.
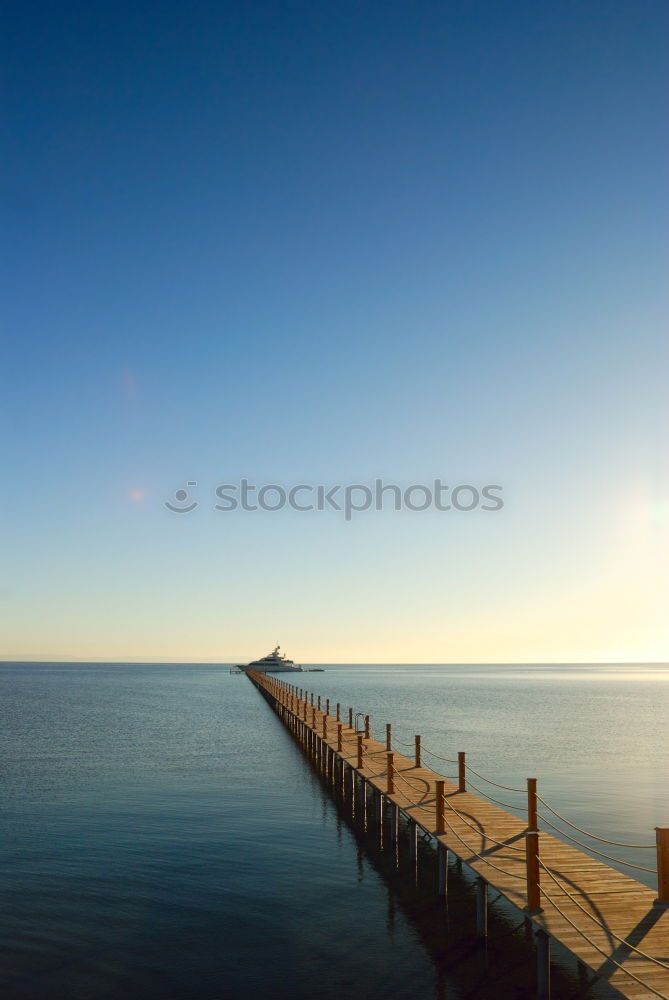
<box><xmin>527</xmin><ymin>778</ymin><xmax>538</xmax><ymax>830</ymax></box>
<box><xmin>336</xmin><ymin>702</ymin><xmax>340</xmax><ymax>722</ymax></box>
<box><xmin>437</xmin><ymin>844</ymin><xmax>448</xmax><ymax>897</ymax></box>
<box><xmin>337</xmin><ymin>723</ymin><xmax>343</xmax><ymax>752</ymax></box>
<box><xmin>435</xmin><ymin>780</ymin><xmax>445</xmax><ymax>834</ymax></box>
<box><xmin>387</xmin><ymin>753</ymin><xmax>394</xmax><ymax>793</ymax></box>
<box><xmin>408</xmin><ymin>818</ymin><xmax>417</xmax><ymax>859</ymax></box>
<box><xmin>374</xmin><ymin>787</ymin><xmax>382</xmax><ymax>827</ymax></box>
<box><xmin>536</xmin><ymin>929</ymin><xmax>551</xmax><ymax>999</ymax></box>
<box><xmin>317</xmin><ymin>696</ymin><xmax>321</xmax><ymax>710</ymax></box>
<box><xmin>356</xmin><ymin>774</ymin><xmax>365</xmax><ymax>816</ymax></box>
<box><xmin>346</xmin><ymin>763</ymin><xmax>354</xmax><ymax>803</ymax></box>
<box><xmin>525</xmin><ymin>830</ymin><xmax>542</xmax><ymax>913</ymax></box>
<box><xmin>458</xmin><ymin>752</ymin><xmax>466</xmax><ymax>792</ymax></box>
<box><xmin>390</xmin><ymin>804</ymin><xmax>399</xmax><ymax>846</ymax></box>
<box><xmin>322</xmin><ymin>716</ymin><xmax>327</xmax><ymax>738</ymax></box>
<box><xmin>310</xmin><ymin>693</ymin><xmax>314</xmax><ymax>707</ymax></box>
<box><xmin>386</xmin><ymin>723</ymin><xmax>391</xmax><ymax>751</ymax></box>
<box><xmin>326</xmin><ymin>698</ymin><xmax>329</xmax><ymax>715</ymax></box>
<box><xmin>656</xmin><ymin>828</ymin><xmax>669</xmax><ymax>903</ymax></box>
<box><xmin>357</xmin><ymin>735</ymin><xmax>364</xmax><ymax>768</ymax></box>
<box><xmin>414</xmin><ymin>735</ymin><xmax>421</xmax><ymax>768</ymax></box>
<box><xmin>364</xmin><ymin>715</ymin><xmax>370</xmax><ymax>739</ymax></box>
<box><xmin>348</xmin><ymin>707</ymin><xmax>353</xmax><ymax>729</ymax></box>
<box><xmin>476</xmin><ymin>878</ymin><xmax>488</xmax><ymax>937</ymax></box>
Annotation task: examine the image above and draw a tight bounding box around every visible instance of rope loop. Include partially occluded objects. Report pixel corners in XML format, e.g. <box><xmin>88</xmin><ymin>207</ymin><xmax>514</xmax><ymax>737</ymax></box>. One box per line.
<box><xmin>536</xmin><ymin>794</ymin><xmax>655</xmax><ymax>849</ymax></box>
<box><xmin>537</xmin><ymin>813</ymin><xmax>657</xmax><ymax>873</ymax></box>
<box><xmin>463</xmin><ymin>763</ymin><xmax>525</xmax><ymax>793</ymax></box>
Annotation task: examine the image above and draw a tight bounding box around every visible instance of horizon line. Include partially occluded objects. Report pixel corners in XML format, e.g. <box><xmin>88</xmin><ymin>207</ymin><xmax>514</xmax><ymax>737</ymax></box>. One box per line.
<box><xmin>1</xmin><ymin>658</ymin><xmax>667</xmax><ymax>666</ymax></box>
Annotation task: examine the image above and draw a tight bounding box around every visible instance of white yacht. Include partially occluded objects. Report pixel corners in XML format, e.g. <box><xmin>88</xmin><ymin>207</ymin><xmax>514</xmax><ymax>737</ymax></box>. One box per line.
<box><xmin>238</xmin><ymin>645</ymin><xmax>305</xmax><ymax>673</ymax></box>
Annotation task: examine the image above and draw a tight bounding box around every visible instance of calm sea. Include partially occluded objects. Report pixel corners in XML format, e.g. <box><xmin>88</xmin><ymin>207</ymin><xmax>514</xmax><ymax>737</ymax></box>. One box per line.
<box><xmin>1</xmin><ymin>662</ymin><xmax>667</xmax><ymax>1000</ymax></box>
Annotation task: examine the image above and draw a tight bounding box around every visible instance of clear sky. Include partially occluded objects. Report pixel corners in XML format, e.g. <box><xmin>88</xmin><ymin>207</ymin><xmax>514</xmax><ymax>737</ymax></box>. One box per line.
<box><xmin>2</xmin><ymin>1</ymin><xmax>667</xmax><ymax>663</ymax></box>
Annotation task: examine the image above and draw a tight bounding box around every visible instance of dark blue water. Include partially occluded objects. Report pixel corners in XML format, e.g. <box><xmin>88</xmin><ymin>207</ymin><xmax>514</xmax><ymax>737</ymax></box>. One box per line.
<box><xmin>1</xmin><ymin>663</ymin><xmax>666</xmax><ymax>1000</ymax></box>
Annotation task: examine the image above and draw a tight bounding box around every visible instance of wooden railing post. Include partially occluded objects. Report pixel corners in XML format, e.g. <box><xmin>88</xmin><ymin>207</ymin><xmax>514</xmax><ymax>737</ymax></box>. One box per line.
<box><xmin>435</xmin><ymin>779</ymin><xmax>445</xmax><ymax>834</ymax></box>
<box><xmin>336</xmin><ymin>702</ymin><xmax>340</xmax><ymax>722</ymax></box>
<box><xmin>386</xmin><ymin>723</ymin><xmax>391</xmax><ymax>751</ymax></box>
<box><xmin>348</xmin><ymin>707</ymin><xmax>353</xmax><ymax>729</ymax></box>
<box><xmin>458</xmin><ymin>752</ymin><xmax>466</xmax><ymax>792</ymax></box>
<box><xmin>364</xmin><ymin>715</ymin><xmax>370</xmax><ymax>739</ymax></box>
<box><xmin>527</xmin><ymin>778</ymin><xmax>537</xmax><ymax>830</ymax></box>
<box><xmin>526</xmin><ymin>830</ymin><xmax>542</xmax><ymax>912</ymax></box>
<box><xmin>525</xmin><ymin>775</ymin><xmax>541</xmax><ymax>911</ymax></box>
<box><xmin>387</xmin><ymin>753</ymin><xmax>394</xmax><ymax>793</ymax></box>
<box><xmin>337</xmin><ymin>723</ymin><xmax>343</xmax><ymax>752</ymax></box>
<box><xmin>415</xmin><ymin>735</ymin><xmax>421</xmax><ymax>768</ymax></box>
<box><xmin>657</xmin><ymin>828</ymin><xmax>669</xmax><ymax>904</ymax></box>
<box><xmin>357</xmin><ymin>735</ymin><xmax>363</xmax><ymax>768</ymax></box>
<box><xmin>317</xmin><ymin>695</ymin><xmax>321</xmax><ymax>710</ymax></box>
<box><xmin>326</xmin><ymin>698</ymin><xmax>330</xmax><ymax>716</ymax></box>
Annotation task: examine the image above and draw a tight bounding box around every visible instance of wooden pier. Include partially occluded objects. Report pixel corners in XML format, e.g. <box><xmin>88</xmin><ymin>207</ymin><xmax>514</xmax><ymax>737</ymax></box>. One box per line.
<box><xmin>247</xmin><ymin>670</ymin><xmax>669</xmax><ymax>1000</ymax></box>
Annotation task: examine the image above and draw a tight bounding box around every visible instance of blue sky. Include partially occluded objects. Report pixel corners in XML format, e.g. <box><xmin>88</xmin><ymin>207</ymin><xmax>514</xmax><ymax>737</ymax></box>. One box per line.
<box><xmin>2</xmin><ymin>1</ymin><xmax>667</xmax><ymax>661</ymax></box>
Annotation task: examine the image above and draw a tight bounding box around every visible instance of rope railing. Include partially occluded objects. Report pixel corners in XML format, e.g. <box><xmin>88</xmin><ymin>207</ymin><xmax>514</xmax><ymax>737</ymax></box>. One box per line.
<box><xmin>386</xmin><ymin>763</ymin><xmax>432</xmax><ymax>803</ymax></box>
<box><xmin>537</xmin><ymin>889</ymin><xmax>668</xmax><ymax>999</ymax></box>
<box><xmin>258</xmin><ymin>677</ymin><xmax>667</xmax><ymax>921</ymax></box>
<box><xmin>441</xmin><ymin>794</ymin><xmax>526</xmax><ymax>854</ymax></box>
<box><xmin>536</xmin><ymin>794</ymin><xmax>656</xmax><ymax>849</ymax></box>
<box><xmin>537</xmin><ymin>813</ymin><xmax>657</xmax><ymax>874</ymax></box>
<box><xmin>363</xmin><ymin>767</ymin><xmax>388</xmax><ymax>782</ymax></box>
<box><xmin>338</xmin><ymin>728</ymin><xmax>657</xmax><ymax>873</ymax></box>
<box><xmin>389</xmin><ymin>741</ymin><xmax>459</xmax><ymax>782</ymax></box>
<box><xmin>438</xmin><ymin>808</ymin><xmax>527</xmax><ymax>880</ymax></box>
<box><xmin>538</xmin><ymin>859</ymin><xmax>669</xmax><ymax>975</ymax></box>
<box><xmin>421</xmin><ymin>746</ymin><xmax>458</xmax><ymax>764</ymax></box>
<box><xmin>464</xmin><ymin>778</ymin><xmax>529</xmax><ymax>814</ymax></box>
<box><xmin>463</xmin><ymin>762</ymin><xmax>525</xmax><ymax>794</ymax></box>
<box><xmin>387</xmin><ymin>766</ymin><xmax>430</xmax><ymax>810</ymax></box>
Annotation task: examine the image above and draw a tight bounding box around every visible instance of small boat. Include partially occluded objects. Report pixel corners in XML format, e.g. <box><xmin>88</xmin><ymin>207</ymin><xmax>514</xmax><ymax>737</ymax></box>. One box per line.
<box><xmin>236</xmin><ymin>645</ymin><xmax>305</xmax><ymax>673</ymax></box>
